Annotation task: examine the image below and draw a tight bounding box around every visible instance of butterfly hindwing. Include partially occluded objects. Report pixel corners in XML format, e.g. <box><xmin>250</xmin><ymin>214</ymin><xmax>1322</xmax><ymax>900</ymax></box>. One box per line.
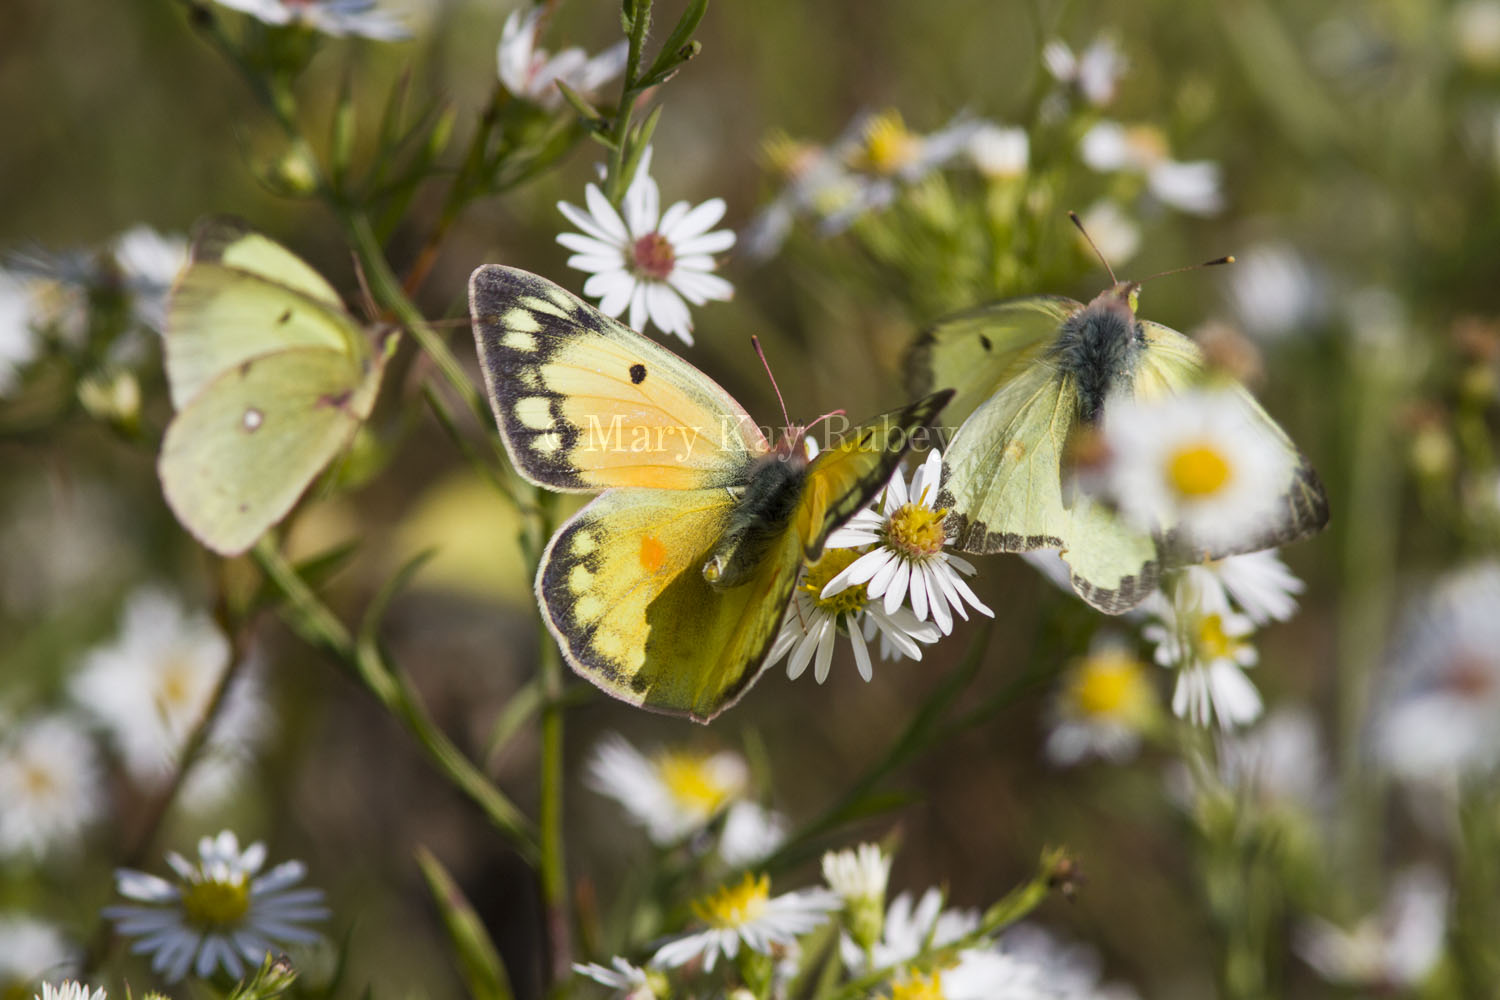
<box><xmin>159</xmin><ymin>347</ymin><xmax>383</xmax><ymax>555</ymax></box>
<box><xmin>470</xmin><ymin>265</ymin><xmax>767</xmax><ymax>493</ymax></box>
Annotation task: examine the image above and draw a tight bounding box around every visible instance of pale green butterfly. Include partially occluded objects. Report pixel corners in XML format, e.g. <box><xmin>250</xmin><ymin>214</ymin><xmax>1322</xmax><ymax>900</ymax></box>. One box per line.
<box><xmin>158</xmin><ymin>218</ymin><xmax>395</xmax><ymax>555</ymax></box>
<box><xmin>910</xmin><ymin>218</ymin><xmax>1328</xmax><ymax>614</ymax></box>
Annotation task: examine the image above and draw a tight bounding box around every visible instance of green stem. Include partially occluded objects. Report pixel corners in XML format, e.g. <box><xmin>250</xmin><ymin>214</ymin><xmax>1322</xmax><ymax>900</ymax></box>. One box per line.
<box><xmin>533</xmin><ymin>491</ymin><xmax>572</xmax><ymax>989</ymax></box>
<box><xmin>602</xmin><ymin>0</ymin><xmax>653</xmax><ymax>202</ymax></box>
<box><xmin>253</xmin><ymin>540</ymin><xmax>540</xmax><ymax>862</ymax></box>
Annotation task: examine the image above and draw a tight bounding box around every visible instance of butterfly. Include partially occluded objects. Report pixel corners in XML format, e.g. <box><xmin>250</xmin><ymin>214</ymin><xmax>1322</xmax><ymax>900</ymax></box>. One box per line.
<box><xmin>158</xmin><ymin>218</ymin><xmax>395</xmax><ymax>556</ymax></box>
<box><xmin>910</xmin><ymin>250</ymin><xmax>1328</xmax><ymax>615</ymax></box>
<box><xmin>470</xmin><ymin>265</ymin><xmax>950</xmax><ymax>722</ymax></box>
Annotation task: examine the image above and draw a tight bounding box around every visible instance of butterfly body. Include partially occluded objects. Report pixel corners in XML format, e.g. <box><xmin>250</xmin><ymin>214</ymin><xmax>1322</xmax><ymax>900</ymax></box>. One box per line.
<box><xmin>471</xmin><ymin>264</ymin><xmax>948</xmax><ymax>720</ymax></box>
<box><xmin>911</xmin><ymin>283</ymin><xmax>1327</xmax><ymax>614</ymax></box>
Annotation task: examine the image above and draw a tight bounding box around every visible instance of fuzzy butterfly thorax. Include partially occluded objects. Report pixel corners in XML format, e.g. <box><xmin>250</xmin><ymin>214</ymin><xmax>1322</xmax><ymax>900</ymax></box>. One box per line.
<box><xmin>703</xmin><ymin>449</ymin><xmax>809</xmax><ymax>590</ymax></box>
<box><xmin>1049</xmin><ymin>282</ymin><xmax>1144</xmax><ymax>425</ymax></box>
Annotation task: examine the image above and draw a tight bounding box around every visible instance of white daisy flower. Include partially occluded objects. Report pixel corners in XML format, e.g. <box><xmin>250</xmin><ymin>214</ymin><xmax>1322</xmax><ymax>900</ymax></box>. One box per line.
<box><xmin>0</xmin><ymin>713</ymin><xmax>105</xmax><ymax>860</ymax></box>
<box><xmin>882</xmin><ymin>955</ymin><xmax>1049</xmax><ymax>1000</ymax></box>
<box><xmin>586</xmin><ymin>734</ymin><xmax>747</xmax><ymax>845</ymax></box>
<box><xmin>1223</xmin><ymin>241</ymin><xmax>1327</xmax><ymax>342</ymax></box>
<box><xmin>841</xmin><ymin>888</ymin><xmax>979</xmax><ymax>973</ymax></box>
<box><xmin>1294</xmin><ymin>865</ymin><xmax>1448</xmax><ymax>991</ymax></box>
<box><xmin>998</xmin><ymin>924</ymin><xmax>1141</xmax><ymax>1000</ymax></box>
<box><xmin>0</xmin><ymin>269</ymin><xmax>42</xmax><ymax>397</ymax></box>
<box><xmin>0</xmin><ymin>917</ymin><xmax>77</xmax><ymax>993</ymax></box>
<box><xmin>1217</xmin><ymin>706</ymin><xmax>1328</xmax><ymax>812</ymax></box>
<box><xmin>1144</xmin><ymin>590</ymin><xmax>1262</xmax><ymax>730</ymax></box>
<box><xmin>651</xmin><ymin>873</ymin><xmax>840</xmax><ymax>972</ymax></box>
<box><xmin>965</xmin><ymin>124</ymin><xmax>1030</xmax><ymax>180</ymax></box>
<box><xmin>574</xmin><ymin>957</ymin><xmax>664</xmax><ymax>999</ymax></box>
<box><xmin>765</xmin><ymin>550</ymin><xmax>942</xmax><ymax>685</ymax></box>
<box><xmin>1074</xmin><ymin>200</ymin><xmax>1141</xmax><ymax>267</ymax></box>
<box><xmin>112</xmin><ymin>226</ymin><xmax>188</xmax><ymax>333</ymax></box>
<box><xmin>822</xmin><ymin>843</ymin><xmax>891</xmax><ymax>906</ymax></box>
<box><xmin>1101</xmin><ymin>388</ymin><xmax>1299</xmax><ymax>555</ymax></box>
<box><xmin>1044</xmin><ymin>639</ymin><xmax>1158</xmax><ymax>767</ymax></box>
<box><xmin>822</xmin><ymin>450</ymin><xmax>993</xmax><ymax>636</ymax></box>
<box><xmin>497</xmin><ymin>6</ymin><xmax>628</xmax><ymax>109</ymax></box>
<box><xmin>1079</xmin><ymin>121</ymin><xmax>1224</xmax><ymax>216</ymax></box>
<box><xmin>36</xmin><ymin>982</ymin><xmax>107</xmax><ymax>1000</ymax></box>
<box><xmin>557</xmin><ymin>146</ymin><xmax>735</xmax><ymax>345</ymax></box>
<box><xmin>742</xmin><ymin>130</ymin><xmax>865</xmax><ymax>260</ymax></box>
<box><xmin>69</xmin><ymin>587</ymin><xmax>266</xmax><ymax>809</ymax></box>
<box><xmin>816</xmin><ymin>110</ymin><xmax>981</xmax><ymax>235</ymax></box>
<box><xmin>103</xmin><ymin>830</ymin><xmax>329</xmax><ymax>983</ymax></box>
<box><xmin>209</xmin><ymin>0</ymin><xmax>409</xmax><ymax>39</ymax></box>
<box><xmin>1372</xmin><ymin>562</ymin><xmax>1500</xmax><ymax>781</ymax></box>
<box><xmin>1043</xmin><ymin>36</ymin><xmax>1127</xmax><ymax>107</ymax></box>
<box><xmin>717</xmin><ymin>801</ymin><xmax>788</xmax><ymax>868</ymax></box>
<box><xmin>1177</xmin><ymin>550</ymin><xmax>1305</xmax><ymax>626</ymax></box>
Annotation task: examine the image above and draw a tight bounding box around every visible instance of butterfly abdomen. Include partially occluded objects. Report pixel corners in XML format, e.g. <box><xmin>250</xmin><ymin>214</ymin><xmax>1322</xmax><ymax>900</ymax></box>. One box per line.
<box><xmin>1051</xmin><ymin>302</ymin><xmax>1142</xmax><ymax>424</ymax></box>
<box><xmin>703</xmin><ymin>455</ymin><xmax>807</xmax><ymax>590</ymax></box>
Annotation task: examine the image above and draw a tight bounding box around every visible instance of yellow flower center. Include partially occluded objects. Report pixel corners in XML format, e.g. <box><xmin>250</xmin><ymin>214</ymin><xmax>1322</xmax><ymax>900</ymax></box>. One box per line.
<box><xmin>1196</xmin><ymin>614</ymin><xmax>1244</xmax><ymax>662</ymax></box>
<box><xmin>158</xmin><ymin>656</ymin><xmax>200</xmax><ymax>713</ymax></box>
<box><xmin>654</xmin><ymin>751</ymin><xmax>735</xmax><ymax>815</ymax></box>
<box><xmin>1166</xmin><ymin>443</ymin><xmax>1233</xmax><ymax>498</ymax></box>
<box><xmin>181</xmin><ymin>873</ymin><xmax>251</xmax><ymax>929</ymax></box>
<box><xmin>692</xmin><ymin>872</ymin><xmax>770</xmax><ymax>928</ymax></box>
<box><xmin>862</xmin><ymin>111</ymin><xmax>920</xmax><ymax>174</ymax></box>
<box><xmin>801</xmin><ymin>549</ymin><xmax>866</xmax><ymax>617</ymax></box>
<box><xmin>20</xmin><ymin>761</ymin><xmax>57</xmax><ymax>798</ymax></box>
<box><xmin>889</xmin><ymin>970</ymin><xmax>945</xmax><ymax>1000</ymax></box>
<box><xmin>1066</xmin><ymin>649</ymin><xmax>1153</xmax><ymax>721</ymax></box>
<box><xmin>762</xmin><ymin>130</ymin><xmax>818</xmax><ymax>179</ymax></box>
<box><xmin>883</xmin><ymin>499</ymin><xmax>948</xmax><ymax>559</ymax></box>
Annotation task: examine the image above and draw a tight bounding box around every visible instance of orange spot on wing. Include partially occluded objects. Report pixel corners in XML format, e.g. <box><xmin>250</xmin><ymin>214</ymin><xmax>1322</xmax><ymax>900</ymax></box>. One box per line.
<box><xmin>639</xmin><ymin>534</ymin><xmax>668</xmax><ymax>572</ymax></box>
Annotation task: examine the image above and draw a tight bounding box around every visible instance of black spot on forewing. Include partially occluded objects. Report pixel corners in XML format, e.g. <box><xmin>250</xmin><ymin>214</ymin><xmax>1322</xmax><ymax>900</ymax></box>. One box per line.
<box><xmin>317</xmin><ymin>389</ymin><xmax>353</xmax><ymax>411</ymax></box>
<box><xmin>978</xmin><ymin>334</ymin><xmax>992</xmax><ymax>352</ymax></box>
<box><xmin>629</xmin><ymin>363</ymin><xmax>646</xmax><ymax>384</ymax></box>
<box><xmin>277</xmin><ymin>309</ymin><xmax>293</xmax><ymax>325</ymax></box>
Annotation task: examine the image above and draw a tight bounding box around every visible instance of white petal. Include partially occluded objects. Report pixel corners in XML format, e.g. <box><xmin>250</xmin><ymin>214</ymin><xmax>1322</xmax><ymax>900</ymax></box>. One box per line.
<box><xmin>668</xmin><ymin>268</ymin><xmax>734</xmax><ymax>305</ymax></box>
<box><xmin>867</xmin><ymin>552</ymin><xmax>902</xmax><ymax>599</ymax></box>
<box><xmin>559</xmin><ymin>195</ymin><xmax>623</xmax><ymax>246</ymax></box>
<box><xmin>674</xmin><ymin>228</ymin><xmax>737</xmax><ymax>256</ymax></box>
<box><xmin>814</xmin><ymin>622</ymin><xmax>837</xmax><ymax>683</ymax></box>
<box><xmin>664</xmin><ymin>198</ymin><xmax>728</xmax><ymax>241</ymax></box>
<box><xmin>910</xmin><ymin>564</ymin><xmax>930</xmax><ymax>621</ymax></box>
<box><xmin>556</xmin><ymin>232</ymin><xmax>623</xmax><ymax>258</ymax></box>
<box><xmin>645</xmin><ymin>283</ymin><xmax>692</xmax><ymax>341</ymax></box>
<box><xmin>584</xmin><ymin>185</ymin><xmax>630</xmax><ymax>243</ymax></box>
<box><xmin>627</xmin><ymin>283</ymin><xmax>649</xmax><ymax>332</ymax></box>
<box><xmin>848</xmin><ymin>615</ymin><xmax>874</xmax><ymax>681</ymax></box>
<box><xmin>884</xmin><ymin>560</ymin><xmax>911</xmax><ymax>616</ymax></box>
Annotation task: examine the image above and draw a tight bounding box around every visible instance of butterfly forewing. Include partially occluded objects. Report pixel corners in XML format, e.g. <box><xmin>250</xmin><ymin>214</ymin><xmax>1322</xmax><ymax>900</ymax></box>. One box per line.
<box><xmin>469</xmin><ymin>265</ymin><xmax>767</xmax><ymax>493</ymax></box>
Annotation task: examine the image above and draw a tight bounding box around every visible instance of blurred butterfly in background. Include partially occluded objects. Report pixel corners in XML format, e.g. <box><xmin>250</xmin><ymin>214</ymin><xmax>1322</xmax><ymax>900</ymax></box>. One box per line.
<box><xmin>158</xmin><ymin>218</ymin><xmax>395</xmax><ymax>556</ymax></box>
<box><xmin>909</xmin><ymin>215</ymin><xmax>1328</xmax><ymax>614</ymax></box>
<box><xmin>470</xmin><ymin>264</ymin><xmax>950</xmax><ymax>722</ymax></box>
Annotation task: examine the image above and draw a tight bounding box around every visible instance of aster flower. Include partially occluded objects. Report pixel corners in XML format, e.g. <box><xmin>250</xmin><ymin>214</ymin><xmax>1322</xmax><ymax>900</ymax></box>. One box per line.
<box><xmin>1223</xmin><ymin>241</ymin><xmax>1328</xmax><ymax>342</ymax></box>
<box><xmin>822</xmin><ymin>450</ymin><xmax>993</xmax><ymax>636</ymax></box>
<box><xmin>1044</xmin><ymin>639</ymin><xmax>1158</xmax><ymax>766</ymax></box>
<box><xmin>574</xmin><ymin>957</ymin><xmax>664</xmax><ymax>1000</ymax></box>
<box><xmin>817</xmin><ymin>110</ymin><xmax>981</xmax><ymax>234</ymax></box>
<box><xmin>651</xmin><ymin>873</ymin><xmax>840</xmax><ymax>972</ymax></box>
<box><xmin>1294</xmin><ymin>866</ymin><xmax>1448</xmax><ymax>991</ymax></box>
<box><xmin>103</xmin><ymin>830</ymin><xmax>328</xmax><ymax>983</ymax></box>
<box><xmin>742</xmin><ymin>130</ymin><xmax>863</xmax><ymax>260</ymax></box>
<box><xmin>965</xmin><ymin>124</ymin><xmax>1029</xmax><ymax>180</ymax></box>
<box><xmin>497</xmin><ymin>6</ymin><xmax>628</xmax><ymax>109</ymax></box>
<box><xmin>823</xmin><ymin>843</ymin><xmax>892</xmax><ymax>953</ymax></box>
<box><xmin>36</xmin><ymin>983</ymin><xmax>107</xmax><ymax>1000</ymax></box>
<box><xmin>586</xmin><ymin>734</ymin><xmax>747</xmax><ymax>844</ymax></box>
<box><xmin>842</xmin><ymin>888</ymin><xmax>979</xmax><ymax>973</ymax></box>
<box><xmin>717</xmin><ymin>801</ymin><xmax>788</xmax><ymax>868</ymax></box>
<box><xmin>1078</xmin><ymin>121</ymin><xmax>1224</xmax><ymax>216</ymax></box>
<box><xmin>1101</xmin><ymin>388</ymin><xmax>1299</xmax><ymax>555</ymax></box>
<box><xmin>766</xmin><ymin>550</ymin><xmax>942</xmax><ymax>685</ymax></box>
<box><xmin>0</xmin><ymin>917</ymin><xmax>77</xmax><ymax>994</ymax></box>
<box><xmin>0</xmin><ymin>713</ymin><xmax>105</xmax><ymax>860</ymax></box>
<box><xmin>209</xmin><ymin>0</ymin><xmax>409</xmax><ymax>39</ymax></box>
<box><xmin>0</xmin><ymin>269</ymin><xmax>42</xmax><ymax>396</ymax></box>
<box><xmin>69</xmin><ymin>587</ymin><xmax>265</xmax><ymax>808</ymax></box>
<box><xmin>1372</xmin><ymin>563</ymin><xmax>1500</xmax><ymax>781</ymax></box>
<box><xmin>1176</xmin><ymin>550</ymin><xmax>1305</xmax><ymax>626</ymax></box>
<box><xmin>1042</xmin><ymin>36</ymin><xmax>1127</xmax><ymax>107</ymax></box>
<box><xmin>111</xmin><ymin>226</ymin><xmax>188</xmax><ymax>333</ymax></box>
<box><xmin>557</xmin><ymin>146</ymin><xmax>735</xmax><ymax>345</ymax></box>
<box><xmin>1144</xmin><ymin>592</ymin><xmax>1262</xmax><ymax>730</ymax></box>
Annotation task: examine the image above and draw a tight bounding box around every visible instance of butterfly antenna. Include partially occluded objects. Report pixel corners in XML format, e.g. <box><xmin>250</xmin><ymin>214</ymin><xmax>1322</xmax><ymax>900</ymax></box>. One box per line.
<box><xmin>1137</xmin><ymin>256</ymin><xmax>1237</xmax><ymax>285</ymax></box>
<box><xmin>752</xmin><ymin>335</ymin><xmax>793</xmax><ymax>434</ymax></box>
<box><xmin>1068</xmin><ymin>210</ymin><xmax>1118</xmax><ymax>286</ymax></box>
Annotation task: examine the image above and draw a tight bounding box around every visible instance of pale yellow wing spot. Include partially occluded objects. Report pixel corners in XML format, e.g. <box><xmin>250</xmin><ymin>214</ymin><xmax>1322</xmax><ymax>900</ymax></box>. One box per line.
<box><xmin>519</xmin><ymin>294</ymin><xmax>573</xmax><ymax>320</ymax></box>
<box><xmin>568</xmin><ymin>565</ymin><xmax>595</xmax><ymax>591</ymax></box>
<box><xmin>514</xmin><ymin>397</ymin><xmax>554</xmax><ymax>430</ymax></box>
<box><xmin>570</xmin><ymin>532</ymin><xmax>597</xmax><ymax>556</ymax></box>
<box><xmin>533</xmin><ymin>432</ymin><xmax>564</xmax><ymax>454</ymax></box>
<box><xmin>503</xmin><ymin>308</ymin><xmax>543</xmax><ymax>333</ymax></box>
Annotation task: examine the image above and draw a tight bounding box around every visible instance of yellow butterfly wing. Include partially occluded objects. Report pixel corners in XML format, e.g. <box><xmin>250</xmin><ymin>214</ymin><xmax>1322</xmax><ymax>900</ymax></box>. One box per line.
<box><xmin>159</xmin><ymin>346</ymin><xmax>386</xmax><ymax>555</ymax></box>
<box><xmin>531</xmin><ymin>396</ymin><xmax>949</xmax><ymax>723</ymax></box>
<box><xmin>166</xmin><ymin>218</ymin><xmax>365</xmax><ymax>409</ymax></box>
<box><xmin>469</xmin><ymin>265</ymin><xmax>767</xmax><ymax>492</ymax></box>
